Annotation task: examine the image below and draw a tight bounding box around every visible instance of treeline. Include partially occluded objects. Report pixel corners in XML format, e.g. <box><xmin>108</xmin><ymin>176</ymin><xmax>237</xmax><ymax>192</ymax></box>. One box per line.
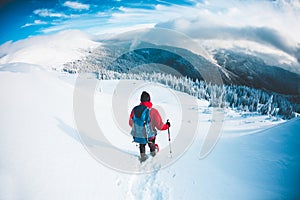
<box><xmin>96</xmin><ymin>68</ymin><xmax>298</xmax><ymax>119</ymax></box>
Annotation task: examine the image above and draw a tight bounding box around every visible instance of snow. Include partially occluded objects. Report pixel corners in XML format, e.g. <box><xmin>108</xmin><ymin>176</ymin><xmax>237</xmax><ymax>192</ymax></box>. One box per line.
<box><xmin>0</xmin><ymin>31</ymin><xmax>299</xmax><ymax>199</ymax></box>
<box><xmin>0</xmin><ymin>64</ymin><xmax>299</xmax><ymax>199</ymax></box>
<box><xmin>0</xmin><ymin>30</ymin><xmax>100</xmax><ymax>70</ymax></box>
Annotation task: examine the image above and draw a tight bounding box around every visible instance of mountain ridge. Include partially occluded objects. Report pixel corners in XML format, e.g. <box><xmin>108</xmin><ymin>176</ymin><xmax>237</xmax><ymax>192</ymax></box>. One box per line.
<box><xmin>63</xmin><ymin>40</ymin><xmax>300</xmax><ymax>96</ymax></box>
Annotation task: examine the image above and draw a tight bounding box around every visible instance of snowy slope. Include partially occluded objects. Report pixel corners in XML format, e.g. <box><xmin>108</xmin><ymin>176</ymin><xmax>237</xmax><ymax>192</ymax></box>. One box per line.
<box><xmin>0</xmin><ymin>63</ymin><xmax>299</xmax><ymax>199</ymax></box>
<box><xmin>0</xmin><ymin>30</ymin><xmax>299</xmax><ymax>199</ymax></box>
<box><xmin>0</xmin><ymin>66</ymin><xmax>125</xmax><ymax>199</ymax></box>
<box><xmin>0</xmin><ymin>30</ymin><xmax>99</xmax><ymax>70</ymax></box>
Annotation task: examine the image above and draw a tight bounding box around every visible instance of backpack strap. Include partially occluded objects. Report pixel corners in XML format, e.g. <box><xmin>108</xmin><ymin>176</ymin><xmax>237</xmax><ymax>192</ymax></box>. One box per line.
<box><xmin>144</xmin><ymin>107</ymin><xmax>157</xmax><ymax>142</ymax></box>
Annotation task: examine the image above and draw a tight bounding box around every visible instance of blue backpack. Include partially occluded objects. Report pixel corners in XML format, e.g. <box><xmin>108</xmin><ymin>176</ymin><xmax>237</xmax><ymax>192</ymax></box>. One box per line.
<box><xmin>130</xmin><ymin>105</ymin><xmax>155</xmax><ymax>144</ymax></box>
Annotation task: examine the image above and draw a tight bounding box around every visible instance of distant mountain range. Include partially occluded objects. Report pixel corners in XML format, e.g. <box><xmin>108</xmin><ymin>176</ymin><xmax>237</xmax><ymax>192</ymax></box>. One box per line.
<box><xmin>66</xmin><ymin>40</ymin><xmax>300</xmax><ymax>97</ymax></box>
<box><xmin>213</xmin><ymin>49</ymin><xmax>300</xmax><ymax>96</ymax></box>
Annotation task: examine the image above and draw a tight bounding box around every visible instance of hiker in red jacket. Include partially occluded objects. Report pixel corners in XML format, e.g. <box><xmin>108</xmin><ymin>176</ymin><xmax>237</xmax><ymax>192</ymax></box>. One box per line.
<box><xmin>129</xmin><ymin>91</ymin><xmax>170</xmax><ymax>161</ymax></box>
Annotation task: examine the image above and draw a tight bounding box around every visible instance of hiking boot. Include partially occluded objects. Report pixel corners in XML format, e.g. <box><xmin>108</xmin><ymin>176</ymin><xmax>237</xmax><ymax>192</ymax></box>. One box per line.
<box><xmin>150</xmin><ymin>151</ymin><xmax>156</xmax><ymax>157</ymax></box>
<box><xmin>140</xmin><ymin>153</ymin><xmax>147</xmax><ymax>162</ymax></box>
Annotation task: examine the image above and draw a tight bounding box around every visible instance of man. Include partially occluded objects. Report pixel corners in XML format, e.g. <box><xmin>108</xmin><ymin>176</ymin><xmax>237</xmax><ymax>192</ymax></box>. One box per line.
<box><xmin>129</xmin><ymin>91</ymin><xmax>170</xmax><ymax>162</ymax></box>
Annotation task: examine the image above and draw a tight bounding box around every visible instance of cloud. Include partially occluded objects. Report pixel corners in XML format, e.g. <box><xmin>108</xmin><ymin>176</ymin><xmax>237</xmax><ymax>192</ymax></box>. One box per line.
<box><xmin>27</xmin><ymin>0</ymin><xmax>300</xmax><ymax>65</ymax></box>
<box><xmin>157</xmin><ymin>22</ymin><xmax>295</xmax><ymax>54</ymax></box>
<box><xmin>21</xmin><ymin>20</ymin><xmax>48</xmax><ymax>28</ymax></box>
<box><xmin>34</xmin><ymin>9</ymin><xmax>68</xmax><ymax>18</ymax></box>
<box><xmin>155</xmin><ymin>0</ymin><xmax>300</xmax><ymax>63</ymax></box>
<box><xmin>63</xmin><ymin>1</ymin><xmax>90</xmax><ymax>10</ymax></box>
<box><xmin>107</xmin><ymin>5</ymin><xmax>184</xmax><ymax>24</ymax></box>
<box><xmin>36</xmin><ymin>4</ymin><xmax>181</xmax><ymax>36</ymax></box>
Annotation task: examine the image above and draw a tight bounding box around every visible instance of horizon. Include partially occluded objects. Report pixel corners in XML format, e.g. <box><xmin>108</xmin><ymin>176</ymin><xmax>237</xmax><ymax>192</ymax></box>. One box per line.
<box><xmin>1</xmin><ymin>0</ymin><xmax>300</xmax><ymax>65</ymax></box>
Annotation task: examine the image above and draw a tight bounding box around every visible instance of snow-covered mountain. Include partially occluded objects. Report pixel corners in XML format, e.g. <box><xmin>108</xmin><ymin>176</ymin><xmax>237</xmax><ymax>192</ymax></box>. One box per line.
<box><xmin>0</xmin><ymin>30</ymin><xmax>300</xmax><ymax>199</ymax></box>
<box><xmin>213</xmin><ymin>49</ymin><xmax>300</xmax><ymax>96</ymax></box>
<box><xmin>62</xmin><ymin>36</ymin><xmax>300</xmax><ymax>97</ymax></box>
<box><xmin>0</xmin><ymin>30</ymin><xmax>99</xmax><ymax>69</ymax></box>
<box><xmin>59</xmin><ymin>33</ymin><xmax>300</xmax><ymax>119</ymax></box>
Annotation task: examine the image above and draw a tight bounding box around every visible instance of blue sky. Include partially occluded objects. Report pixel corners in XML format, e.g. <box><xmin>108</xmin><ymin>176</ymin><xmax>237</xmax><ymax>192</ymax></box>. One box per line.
<box><xmin>0</xmin><ymin>0</ymin><xmax>300</xmax><ymax>63</ymax></box>
<box><xmin>0</xmin><ymin>0</ymin><xmax>195</xmax><ymax>44</ymax></box>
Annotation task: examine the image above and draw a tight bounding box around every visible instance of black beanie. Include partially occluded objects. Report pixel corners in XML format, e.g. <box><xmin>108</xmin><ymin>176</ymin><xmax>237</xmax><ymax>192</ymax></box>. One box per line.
<box><xmin>140</xmin><ymin>91</ymin><xmax>150</xmax><ymax>102</ymax></box>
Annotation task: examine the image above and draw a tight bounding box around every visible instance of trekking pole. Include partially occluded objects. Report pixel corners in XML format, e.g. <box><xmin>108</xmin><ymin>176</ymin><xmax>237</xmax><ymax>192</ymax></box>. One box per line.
<box><xmin>167</xmin><ymin>120</ymin><xmax>172</xmax><ymax>158</ymax></box>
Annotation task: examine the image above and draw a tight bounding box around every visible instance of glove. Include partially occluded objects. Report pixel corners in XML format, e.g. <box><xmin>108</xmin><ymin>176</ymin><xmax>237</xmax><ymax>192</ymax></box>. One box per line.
<box><xmin>166</xmin><ymin>121</ymin><xmax>171</xmax><ymax>128</ymax></box>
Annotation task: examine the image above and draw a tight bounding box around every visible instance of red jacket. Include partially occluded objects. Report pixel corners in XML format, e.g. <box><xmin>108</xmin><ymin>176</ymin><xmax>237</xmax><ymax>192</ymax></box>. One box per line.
<box><xmin>129</xmin><ymin>101</ymin><xmax>169</xmax><ymax>132</ymax></box>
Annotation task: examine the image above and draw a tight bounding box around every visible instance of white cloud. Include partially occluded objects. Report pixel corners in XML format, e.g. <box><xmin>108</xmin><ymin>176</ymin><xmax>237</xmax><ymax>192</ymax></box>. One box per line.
<box><xmin>108</xmin><ymin>5</ymin><xmax>184</xmax><ymax>24</ymax></box>
<box><xmin>154</xmin><ymin>0</ymin><xmax>300</xmax><ymax>62</ymax></box>
<box><xmin>63</xmin><ymin>1</ymin><xmax>90</xmax><ymax>10</ymax></box>
<box><xmin>30</xmin><ymin>0</ymin><xmax>300</xmax><ymax>63</ymax></box>
<box><xmin>21</xmin><ymin>20</ymin><xmax>48</xmax><ymax>28</ymax></box>
<box><xmin>33</xmin><ymin>4</ymin><xmax>193</xmax><ymax>38</ymax></box>
<box><xmin>33</xmin><ymin>9</ymin><xmax>68</xmax><ymax>18</ymax></box>
<box><xmin>86</xmin><ymin>23</ymin><xmax>156</xmax><ymax>39</ymax></box>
